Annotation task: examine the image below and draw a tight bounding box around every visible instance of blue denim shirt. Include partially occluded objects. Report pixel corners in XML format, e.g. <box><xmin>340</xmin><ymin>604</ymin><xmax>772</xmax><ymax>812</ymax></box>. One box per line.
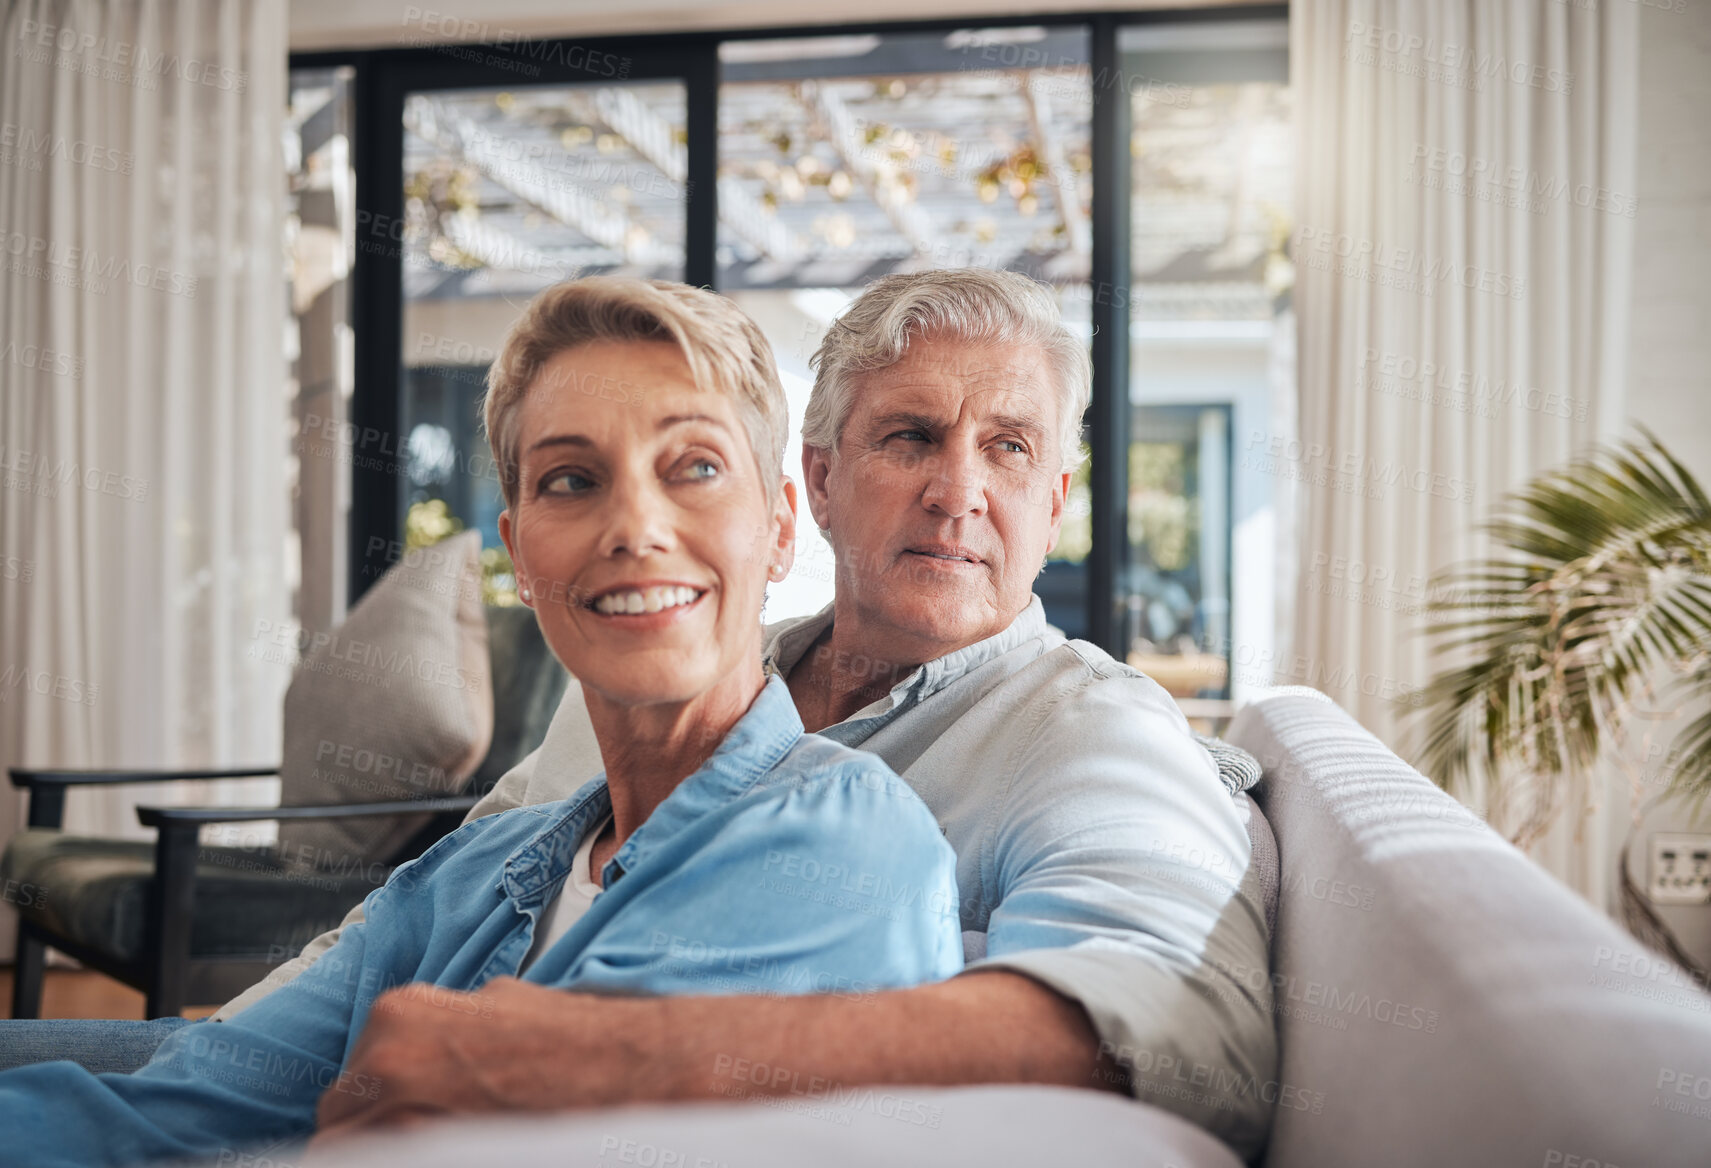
<box><xmin>0</xmin><ymin>676</ymin><xmax>962</xmax><ymax>1168</ymax></box>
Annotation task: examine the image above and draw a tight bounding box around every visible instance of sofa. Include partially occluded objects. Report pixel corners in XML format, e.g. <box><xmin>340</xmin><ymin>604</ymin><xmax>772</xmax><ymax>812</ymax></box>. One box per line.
<box><xmin>7</xmin><ymin>689</ymin><xmax>1710</xmax><ymax>1167</ymax></box>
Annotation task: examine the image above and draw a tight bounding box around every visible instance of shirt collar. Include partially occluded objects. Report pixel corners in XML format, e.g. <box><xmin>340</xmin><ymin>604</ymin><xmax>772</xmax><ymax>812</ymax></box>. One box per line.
<box><xmin>503</xmin><ymin>674</ymin><xmax>803</xmax><ymax>902</ymax></box>
<box><xmin>761</xmin><ymin>595</ymin><xmax>1050</xmax><ymax>713</ymax></box>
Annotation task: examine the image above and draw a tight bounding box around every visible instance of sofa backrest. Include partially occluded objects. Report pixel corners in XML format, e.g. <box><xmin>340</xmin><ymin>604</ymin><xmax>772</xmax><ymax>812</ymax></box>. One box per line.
<box><xmin>1229</xmin><ymin>693</ymin><xmax>1711</xmax><ymax>1168</ymax></box>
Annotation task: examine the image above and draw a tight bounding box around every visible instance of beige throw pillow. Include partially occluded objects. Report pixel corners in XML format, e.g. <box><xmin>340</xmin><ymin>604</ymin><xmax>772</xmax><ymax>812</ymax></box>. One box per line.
<box><xmin>277</xmin><ymin>532</ymin><xmax>493</xmax><ymax>873</ymax></box>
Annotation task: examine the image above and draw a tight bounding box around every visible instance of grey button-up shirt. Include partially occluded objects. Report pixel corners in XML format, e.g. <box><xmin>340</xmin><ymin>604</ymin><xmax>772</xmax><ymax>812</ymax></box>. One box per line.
<box><xmin>221</xmin><ymin>597</ymin><xmax>1276</xmax><ymax>1158</ymax></box>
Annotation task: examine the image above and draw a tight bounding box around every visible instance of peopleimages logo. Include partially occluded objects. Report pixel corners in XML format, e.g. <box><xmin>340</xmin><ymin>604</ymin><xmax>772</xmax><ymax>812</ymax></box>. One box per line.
<box><xmin>0</xmin><ymin>446</ymin><xmax>149</xmax><ymax>501</ymax></box>
<box><xmin>1344</xmin><ymin>21</ymin><xmax>1574</xmax><ymax>95</ymax></box>
<box><xmin>710</xmin><ymin>1055</ymin><xmax>944</xmax><ymax>1129</ymax></box>
<box><xmin>398</xmin><ymin>7</ymin><xmax>631</xmax><ymax>79</ymax></box>
<box><xmin>1358</xmin><ymin>347</ymin><xmax>1590</xmax><ymax>423</ymax></box>
<box><xmin>16</xmin><ymin>19</ymin><xmax>248</xmax><ymax>92</ymax></box>
<box><xmin>0</xmin><ymin>231</ymin><xmax>197</xmax><ymax>298</ymax></box>
<box><xmin>1296</xmin><ymin>224</ymin><xmax>1526</xmax><ymax>302</ymax></box>
<box><xmin>0</xmin><ymin>665</ymin><xmax>99</xmax><ymax>706</ymax></box>
<box><xmin>249</xmin><ymin>619</ymin><xmax>482</xmax><ymax>693</ymax></box>
<box><xmin>1098</xmin><ymin>1042</ymin><xmax>1327</xmax><ymax>1114</ymax></box>
<box><xmin>0</xmin><ymin>123</ymin><xmax>132</xmax><ymax>173</ymax></box>
<box><xmin>1408</xmin><ymin>144</ymin><xmax>1636</xmax><ymax>219</ymax></box>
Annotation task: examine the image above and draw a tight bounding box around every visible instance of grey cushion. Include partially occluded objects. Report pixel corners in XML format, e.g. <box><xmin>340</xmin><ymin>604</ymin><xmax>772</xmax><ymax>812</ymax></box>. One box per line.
<box><xmin>1197</xmin><ymin>732</ymin><xmax>1263</xmax><ymax>796</ymax></box>
<box><xmin>1229</xmin><ymin>693</ymin><xmax>1711</xmax><ymax>1168</ymax></box>
<box><xmin>0</xmin><ymin>830</ymin><xmax>389</xmax><ymax>963</ymax></box>
<box><xmin>278</xmin><ymin>532</ymin><xmax>493</xmax><ymax>872</ymax></box>
<box><xmin>1237</xmin><ymin>791</ymin><xmax>1279</xmax><ymax>943</ymax></box>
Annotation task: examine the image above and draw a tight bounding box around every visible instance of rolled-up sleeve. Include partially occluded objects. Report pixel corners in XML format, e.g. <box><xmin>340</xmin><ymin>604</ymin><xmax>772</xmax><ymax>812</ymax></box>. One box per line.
<box><xmin>968</xmin><ymin>666</ymin><xmax>1277</xmax><ymax>1161</ymax></box>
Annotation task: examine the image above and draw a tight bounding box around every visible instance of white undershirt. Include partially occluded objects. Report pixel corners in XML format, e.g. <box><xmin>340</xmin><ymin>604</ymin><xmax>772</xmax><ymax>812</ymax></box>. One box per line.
<box><xmin>518</xmin><ymin>814</ymin><xmax>610</xmax><ymax>974</ymax></box>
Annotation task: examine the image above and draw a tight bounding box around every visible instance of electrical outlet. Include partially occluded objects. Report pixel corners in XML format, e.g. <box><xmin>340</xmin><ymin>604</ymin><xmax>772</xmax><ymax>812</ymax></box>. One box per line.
<box><xmin>1649</xmin><ymin>834</ymin><xmax>1711</xmax><ymax>905</ymax></box>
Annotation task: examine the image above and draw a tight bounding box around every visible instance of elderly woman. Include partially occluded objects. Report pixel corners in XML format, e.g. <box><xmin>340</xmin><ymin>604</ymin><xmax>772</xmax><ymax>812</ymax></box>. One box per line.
<box><xmin>0</xmin><ymin>279</ymin><xmax>962</xmax><ymax>1167</ymax></box>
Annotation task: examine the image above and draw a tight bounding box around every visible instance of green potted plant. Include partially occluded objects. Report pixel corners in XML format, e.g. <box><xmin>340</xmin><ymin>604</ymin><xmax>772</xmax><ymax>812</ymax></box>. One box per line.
<box><xmin>1411</xmin><ymin>430</ymin><xmax>1711</xmax><ymax>977</ymax></box>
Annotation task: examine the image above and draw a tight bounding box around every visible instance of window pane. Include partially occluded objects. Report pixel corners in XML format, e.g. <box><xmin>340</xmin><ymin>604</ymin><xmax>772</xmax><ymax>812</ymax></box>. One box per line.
<box><xmin>717</xmin><ymin>27</ymin><xmax>1092</xmax><ymax>632</ymax></box>
<box><xmin>287</xmin><ymin>66</ymin><xmax>356</xmax><ymax>636</ymax></box>
<box><xmin>1121</xmin><ymin>21</ymin><xmax>1291</xmax><ymax>712</ymax></box>
<box><xmin>399</xmin><ymin>81</ymin><xmax>689</xmax><ymax>602</ymax></box>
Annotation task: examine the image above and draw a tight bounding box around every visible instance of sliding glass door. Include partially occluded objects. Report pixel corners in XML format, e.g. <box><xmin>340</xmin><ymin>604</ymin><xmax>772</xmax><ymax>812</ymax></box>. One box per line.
<box><xmin>293</xmin><ymin>7</ymin><xmax>1288</xmax><ymax>665</ymax></box>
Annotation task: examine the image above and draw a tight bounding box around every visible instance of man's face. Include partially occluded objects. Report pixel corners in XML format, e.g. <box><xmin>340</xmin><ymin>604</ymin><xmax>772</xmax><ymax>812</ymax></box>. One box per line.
<box><xmin>802</xmin><ymin>337</ymin><xmax>1070</xmax><ymax>662</ymax></box>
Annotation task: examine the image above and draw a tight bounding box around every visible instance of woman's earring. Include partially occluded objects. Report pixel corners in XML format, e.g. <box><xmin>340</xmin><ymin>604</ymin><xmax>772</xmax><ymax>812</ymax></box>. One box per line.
<box><xmin>520</xmin><ymin>586</ymin><xmax>532</xmax><ymax>602</ymax></box>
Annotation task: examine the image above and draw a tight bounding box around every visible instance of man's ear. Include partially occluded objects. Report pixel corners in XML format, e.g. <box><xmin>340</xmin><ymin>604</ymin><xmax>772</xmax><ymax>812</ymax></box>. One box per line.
<box><xmin>770</xmin><ymin>477</ymin><xmax>800</xmax><ymax>581</ymax></box>
<box><xmin>498</xmin><ymin>509</ymin><xmax>532</xmax><ymax>608</ymax></box>
<box><xmin>800</xmin><ymin>444</ymin><xmax>834</xmax><ymax>534</ymax></box>
<box><xmin>1043</xmin><ymin>469</ymin><xmax>1071</xmax><ymax>555</ymax></box>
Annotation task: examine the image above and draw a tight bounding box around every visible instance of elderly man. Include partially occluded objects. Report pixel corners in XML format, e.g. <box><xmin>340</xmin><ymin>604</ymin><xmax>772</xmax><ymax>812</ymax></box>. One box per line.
<box><xmin>224</xmin><ymin>268</ymin><xmax>1277</xmax><ymax>1158</ymax></box>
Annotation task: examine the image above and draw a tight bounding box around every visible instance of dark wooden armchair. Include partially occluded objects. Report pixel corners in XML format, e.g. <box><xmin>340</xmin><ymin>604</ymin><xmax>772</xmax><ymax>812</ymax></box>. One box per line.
<box><xmin>3</xmin><ymin>605</ymin><xmax>568</xmax><ymax>1019</ymax></box>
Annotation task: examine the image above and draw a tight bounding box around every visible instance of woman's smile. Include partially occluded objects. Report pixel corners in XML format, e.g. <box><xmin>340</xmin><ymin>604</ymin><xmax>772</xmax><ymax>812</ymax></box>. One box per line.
<box><xmin>584</xmin><ymin>581</ymin><xmax>709</xmax><ymax>625</ymax></box>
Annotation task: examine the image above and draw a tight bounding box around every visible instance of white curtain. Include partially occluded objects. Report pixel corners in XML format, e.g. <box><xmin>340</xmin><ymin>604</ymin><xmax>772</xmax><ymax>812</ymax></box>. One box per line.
<box><xmin>1289</xmin><ymin>0</ymin><xmax>1638</xmax><ymax>905</ymax></box>
<box><xmin>0</xmin><ymin>0</ymin><xmax>289</xmax><ymax>958</ymax></box>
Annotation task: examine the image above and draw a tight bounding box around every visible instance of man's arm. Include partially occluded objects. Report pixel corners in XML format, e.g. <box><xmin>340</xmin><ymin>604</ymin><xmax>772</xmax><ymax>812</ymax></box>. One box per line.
<box><xmin>961</xmin><ymin>664</ymin><xmax>1277</xmax><ymax>1159</ymax></box>
<box><xmin>316</xmin><ymin>967</ymin><xmax>1120</xmax><ymax>1140</ymax></box>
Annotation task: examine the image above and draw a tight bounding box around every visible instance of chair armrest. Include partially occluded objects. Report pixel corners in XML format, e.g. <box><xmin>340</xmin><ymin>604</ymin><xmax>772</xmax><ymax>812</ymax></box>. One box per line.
<box><xmin>11</xmin><ymin>767</ymin><xmax>280</xmax><ymax>831</ymax></box>
<box><xmin>135</xmin><ymin>796</ymin><xmax>480</xmax><ymax>828</ymax></box>
<box><xmin>11</xmin><ymin>766</ymin><xmax>280</xmax><ymax>789</ymax></box>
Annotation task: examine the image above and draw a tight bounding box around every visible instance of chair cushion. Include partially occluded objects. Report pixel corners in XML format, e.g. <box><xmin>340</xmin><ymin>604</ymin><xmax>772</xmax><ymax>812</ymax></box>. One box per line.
<box><xmin>466</xmin><ymin>604</ymin><xmax>570</xmax><ymax>799</ymax></box>
<box><xmin>0</xmin><ymin>830</ymin><xmax>390</xmax><ymax>963</ymax></box>
<box><xmin>277</xmin><ymin>531</ymin><xmax>494</xmax><ymax>873</ymax></box>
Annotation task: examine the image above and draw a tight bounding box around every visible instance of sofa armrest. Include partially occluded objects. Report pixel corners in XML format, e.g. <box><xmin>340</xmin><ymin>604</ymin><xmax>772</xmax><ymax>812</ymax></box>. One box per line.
<box><xmin>10</xmin><ymin>766</ymin><xmax>280</xmax><ymax>830</ymax></box>
<box><xmin>1227</xmin><ymin>692</ymin><xmax>1711</xmax><ymax>1168</ymax></box>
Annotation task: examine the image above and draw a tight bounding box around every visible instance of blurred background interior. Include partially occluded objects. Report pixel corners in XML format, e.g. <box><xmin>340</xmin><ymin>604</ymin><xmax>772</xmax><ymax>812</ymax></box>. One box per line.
<box><xmin>2</xmin><ymin>0</ymin><xmax>1708</xmax><ymax>1013</ymax></box>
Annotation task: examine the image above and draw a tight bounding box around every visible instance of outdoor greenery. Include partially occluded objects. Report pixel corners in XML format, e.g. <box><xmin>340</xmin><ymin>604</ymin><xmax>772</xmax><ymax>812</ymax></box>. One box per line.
<box><xmin>404</xmin><ymin>498</ymin><xmax>520</xmax><ymax>606</ymax></box>
<box><xmin>1415</xmin><ymin>431</ymin><xmax>1711</xmax><ymax>836</ymax></box>
<box><xmin>1412</xmin><ymin>432</ymin><xmax>1711</xmax><ymax>971</ymax></box>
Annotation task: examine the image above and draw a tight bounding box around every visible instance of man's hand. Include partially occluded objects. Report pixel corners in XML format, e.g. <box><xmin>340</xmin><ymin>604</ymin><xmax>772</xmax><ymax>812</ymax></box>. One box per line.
<box><xmin>313</xmin><ymin>978</ymin><xmax>673</xmax><ymax>1143</ymax></box>
<box><xmin>312</xmin><ymin>970</ymin><xmax>1113</xmax><ymax>1143</ymax></box>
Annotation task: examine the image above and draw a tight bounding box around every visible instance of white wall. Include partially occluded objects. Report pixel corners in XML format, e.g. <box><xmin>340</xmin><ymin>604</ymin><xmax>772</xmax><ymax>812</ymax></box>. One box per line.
<box><xmin>1628</xmin><ymin>3</ymin><xmax>1711</xmax><ymax>474</ymax></box>
<box><xmin>1616</xmin><ymin>0</ymin><xmax>1711</xmax><ymax>965</ymax></box>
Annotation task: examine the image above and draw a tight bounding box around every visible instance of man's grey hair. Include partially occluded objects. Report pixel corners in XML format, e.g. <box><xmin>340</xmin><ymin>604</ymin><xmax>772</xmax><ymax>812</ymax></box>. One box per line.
<box><xmin>803</xmin><ymin>269</ymin><xmax>1091</xmax><ymax>473</ymax></box>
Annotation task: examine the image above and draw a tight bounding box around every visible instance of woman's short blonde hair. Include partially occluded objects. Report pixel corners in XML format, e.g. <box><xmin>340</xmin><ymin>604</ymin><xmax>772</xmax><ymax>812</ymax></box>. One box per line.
<box><xmin>483</xmin><ymin>277</ymin><xmax>787</xmax><ymax>509</ymax></box>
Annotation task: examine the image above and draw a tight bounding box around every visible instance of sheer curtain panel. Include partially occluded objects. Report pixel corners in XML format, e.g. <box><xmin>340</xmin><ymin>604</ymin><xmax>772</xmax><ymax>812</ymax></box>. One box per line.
<box><xmin>0</xmin><ymin>0</ymin><xmax>290</xmax><ymax>959</ymax></box>
<box><xmin>1290</xmin><ymin>0</ymin><xmax>1639</xmax><ymax>902</ymax></box>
